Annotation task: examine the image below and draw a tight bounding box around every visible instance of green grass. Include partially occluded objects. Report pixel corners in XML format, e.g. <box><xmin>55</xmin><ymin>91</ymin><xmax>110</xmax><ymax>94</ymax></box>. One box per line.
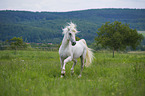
<box><xmin>0</xmin><ymin>50</ymin><xmax>145</xmax><ymax>96</ymax></box>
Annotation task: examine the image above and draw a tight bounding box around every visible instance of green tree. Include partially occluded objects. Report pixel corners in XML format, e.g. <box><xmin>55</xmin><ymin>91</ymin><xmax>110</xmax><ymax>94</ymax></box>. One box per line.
<box><xmin>76</xmin><ymin>36</ymin><xmax>80</xmax><ymax>41</ymax></box>
<box><xmin>95</xmin><ymin>21</ymin><xmax>144</xmax><ymax>57</ymax></box>
<box><xmin>10</xmin><ymin>37</ymin><xmax>27</xmax><ymax>54</ymax></box>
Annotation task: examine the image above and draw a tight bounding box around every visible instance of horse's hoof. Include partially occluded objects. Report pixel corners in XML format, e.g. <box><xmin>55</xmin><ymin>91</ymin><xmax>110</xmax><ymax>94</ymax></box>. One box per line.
<box><xmin>61</xmin><ymin>70</ymin><xmax>65</xmax><ymax>74</ymax></box>
<box><xmin>78</xmin><ymin>75</ymin><xmax>82</xmax><ymax>78</ymax></box>
<box><xmin>61</xmin><ymin>73</ymin><xmax>65</xmax><ymax>78</ymax></box>
<box><xmin>61</xmin><ymin>70</ymin><xmax>65</xmax><ymax>78</ymax></box>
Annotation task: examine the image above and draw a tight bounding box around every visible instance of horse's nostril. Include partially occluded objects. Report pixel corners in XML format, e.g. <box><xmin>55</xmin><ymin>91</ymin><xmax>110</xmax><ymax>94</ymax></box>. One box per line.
<box><xmin>72</xmin><ymin>42</ymin><xmax>76</xmax><ymax>46</ymax></box>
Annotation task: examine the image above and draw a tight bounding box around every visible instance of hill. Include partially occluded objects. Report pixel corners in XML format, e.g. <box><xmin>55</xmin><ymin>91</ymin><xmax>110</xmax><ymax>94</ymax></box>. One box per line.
<box><xmin>0</xmin><ymin>8</ymin><xmax>145</xmax><ymax>44</ymax></box>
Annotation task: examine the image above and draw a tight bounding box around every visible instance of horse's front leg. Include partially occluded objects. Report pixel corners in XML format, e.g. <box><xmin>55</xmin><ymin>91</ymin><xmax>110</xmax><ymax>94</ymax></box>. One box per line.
<box><xmin>71</xmin><ymin>59</ymin><xmax>77</xmax><ymax>75</ymax></box>
<box><xmin>61</xmin><ymin>56</ymin><xmax>72</xmax><ymax>77</ymax></box>
<box><xmin>60</xmin><ymin>57</ymin><xmax>64</xmax><ymax>78</ymax></box>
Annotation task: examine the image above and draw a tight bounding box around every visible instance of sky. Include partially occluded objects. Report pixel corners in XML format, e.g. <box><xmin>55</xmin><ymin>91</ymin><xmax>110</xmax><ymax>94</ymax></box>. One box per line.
<box><xmin>0</xmin><ymin>0</ymin><xmax>145</xmax><ymax>12</ymax></box>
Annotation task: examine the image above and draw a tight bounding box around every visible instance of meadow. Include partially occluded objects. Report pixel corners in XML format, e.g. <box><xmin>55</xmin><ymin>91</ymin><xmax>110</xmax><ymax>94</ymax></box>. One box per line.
<box><xmin>0</xmin><ymin>50</ymin><xmax>145</xmax><ymax>96</ymax></box>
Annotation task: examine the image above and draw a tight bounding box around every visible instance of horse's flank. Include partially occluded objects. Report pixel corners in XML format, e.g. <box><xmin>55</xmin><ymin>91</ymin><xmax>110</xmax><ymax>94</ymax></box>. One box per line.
<box><xmin>80</xmin><ymin>39</ymin><xmax>94</xmax><ymax>67</ymax></box>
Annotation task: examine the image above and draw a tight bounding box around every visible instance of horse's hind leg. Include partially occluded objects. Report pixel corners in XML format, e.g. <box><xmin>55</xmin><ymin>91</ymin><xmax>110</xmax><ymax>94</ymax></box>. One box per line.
<box><xmin>60</xmin><ymin>57</ymin><xmax>64</xmax><ymax>69</ymax></box>
<box><xmin>71</xmin><ymin>59</ymin><xmax>77</xmax><ymax>75</ymax></box>
<box><xmin>78</xmin><ymin>56</ymin><xmax>85</xmax><ymax>78</ymax></box>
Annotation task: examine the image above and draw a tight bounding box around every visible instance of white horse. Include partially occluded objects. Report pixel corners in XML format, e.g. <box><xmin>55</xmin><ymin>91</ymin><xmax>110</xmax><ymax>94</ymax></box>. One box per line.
<box><xmin>59</xmin><ymin>22</ymin><xmax>94</xmax><ymax>78</ymax></box>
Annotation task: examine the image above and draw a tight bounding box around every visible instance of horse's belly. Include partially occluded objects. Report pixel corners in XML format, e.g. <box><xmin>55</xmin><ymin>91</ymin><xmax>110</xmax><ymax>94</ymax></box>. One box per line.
<box><xmin>73</xmin><ymin>52</ymin><xmax>82</xmax><ymax>59</ymax></box>
<box><xmin>73</xmin><ymin>46</ymin><xmax>84</xmax><ymax>59</ymax></box>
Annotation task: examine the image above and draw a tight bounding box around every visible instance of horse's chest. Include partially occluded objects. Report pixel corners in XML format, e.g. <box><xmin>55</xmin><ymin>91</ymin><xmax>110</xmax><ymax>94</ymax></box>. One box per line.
<box><xmin>59</xmin><ymin>47</ymin><xmax>71</xmax><ymax>58</ymax></box>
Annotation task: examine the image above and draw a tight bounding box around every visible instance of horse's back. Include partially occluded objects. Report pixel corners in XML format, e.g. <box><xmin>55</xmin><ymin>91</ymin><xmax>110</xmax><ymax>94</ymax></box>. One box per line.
<box><xmin>74</xmin><ymin>39</ymin><xmax>86</xmax><ymax>50</ymax></box>
<box><xmin>72</xmin><ymin>39</ymin><xmax>87</xmax><ymax>59</ymax></box>
<box><xmin>79</xmin><ymin>39</ymin><xmax>87</xmax><ymax>45</ymax></box>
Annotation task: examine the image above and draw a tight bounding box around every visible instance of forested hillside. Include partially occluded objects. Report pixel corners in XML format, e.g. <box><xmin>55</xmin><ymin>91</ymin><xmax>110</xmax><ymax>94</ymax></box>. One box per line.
<box><xmin>0</xmin><ymin>9</ymin><xmax>145</xmax><ymax>44</ymax></box>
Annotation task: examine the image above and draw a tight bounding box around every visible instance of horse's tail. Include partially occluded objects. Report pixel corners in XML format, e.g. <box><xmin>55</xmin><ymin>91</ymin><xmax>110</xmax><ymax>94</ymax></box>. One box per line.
<box><xmin>80</xmin><ymin>39</ymin><xmax>94</xmax><ymax>67</ymax></box>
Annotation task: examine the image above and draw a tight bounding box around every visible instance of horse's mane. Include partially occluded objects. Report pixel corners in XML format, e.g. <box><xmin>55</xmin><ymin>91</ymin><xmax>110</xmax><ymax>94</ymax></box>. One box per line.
<box><xmin>62</xmin><ymin>22</ymin><xmax>78</xmax><ymax>34</ymax></box>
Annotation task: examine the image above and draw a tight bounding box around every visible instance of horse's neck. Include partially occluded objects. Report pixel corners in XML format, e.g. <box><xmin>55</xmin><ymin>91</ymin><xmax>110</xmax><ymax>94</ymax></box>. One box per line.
<box><xmin>61</xmin><ymin>35</ymin><xmax>71</xmax><ymax>48</ymax></box>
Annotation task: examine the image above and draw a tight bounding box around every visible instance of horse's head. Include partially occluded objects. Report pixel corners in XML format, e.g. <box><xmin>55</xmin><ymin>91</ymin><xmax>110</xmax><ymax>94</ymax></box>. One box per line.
<box><xmin>62</xmin><ymin>22</ymin><xmax>79</xmax><ymax>46</ymax></box>
<box><xmin>67</xmin><ymin>28</ymin><xmax>76</xmax><ymax>46</ymax></box>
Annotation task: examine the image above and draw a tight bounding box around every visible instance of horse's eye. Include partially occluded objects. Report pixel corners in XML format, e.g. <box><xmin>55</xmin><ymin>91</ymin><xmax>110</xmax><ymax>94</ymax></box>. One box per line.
<box><xmin>69</xmin><ymin>33</ymin><xmax>72</xmax><ymax>36</ymax></box>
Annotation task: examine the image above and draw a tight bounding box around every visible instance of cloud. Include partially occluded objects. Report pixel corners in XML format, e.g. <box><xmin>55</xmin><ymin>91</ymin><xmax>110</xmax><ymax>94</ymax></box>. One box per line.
<box><xmin>0</xmin><ymin>0</ymin><xmax>145</xmax><ymax>12</ymax></box>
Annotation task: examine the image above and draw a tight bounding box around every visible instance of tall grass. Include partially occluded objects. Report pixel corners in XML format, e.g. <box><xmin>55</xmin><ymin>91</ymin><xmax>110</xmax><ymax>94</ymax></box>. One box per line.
<box><xmin>0</xmin><ymin>50</ymin><xmax>145</xmax><ymax>96</ymax></box>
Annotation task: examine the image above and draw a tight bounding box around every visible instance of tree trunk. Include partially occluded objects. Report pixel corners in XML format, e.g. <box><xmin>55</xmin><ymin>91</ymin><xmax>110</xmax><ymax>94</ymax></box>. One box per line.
<box><xmin>113</xmin><ymin>47</ymin><xmax>114</xmax><ymax>58</ymax></box>
<box><xmin>15</xmin><ymin>47</ymin><xmax>17</xmax><ymax>55</ymax></box>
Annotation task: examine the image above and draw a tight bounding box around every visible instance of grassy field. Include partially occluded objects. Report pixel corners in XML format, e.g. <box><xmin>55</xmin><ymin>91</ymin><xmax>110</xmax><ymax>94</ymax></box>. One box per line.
<box><xmin>0</xmin><ymin>50</ymin><xmax>145</xmax><ymax>96</ymax></box>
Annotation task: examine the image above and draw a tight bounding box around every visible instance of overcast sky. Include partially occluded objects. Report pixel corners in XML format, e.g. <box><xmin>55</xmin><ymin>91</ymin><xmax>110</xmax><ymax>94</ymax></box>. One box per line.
<box><xmin>0</xmin><ymin>0</ymin><xmax>145</xmax><ymax>12</ymax></box>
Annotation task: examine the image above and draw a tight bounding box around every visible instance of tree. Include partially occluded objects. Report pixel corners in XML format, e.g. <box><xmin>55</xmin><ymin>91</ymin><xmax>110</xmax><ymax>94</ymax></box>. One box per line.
<box><xmin>76</xmin><ymin>36</ymin><xmax>80</xmax><ymax>41</ymax></box>
<box><xmin>9</xmin><ymin>37</ymin><xmax>27</xmax><ymax>54</ymax></box>
<box><xmin>95</xmin><ymin>21</ymin><xmax>144</xmax><ymax>57</ymax></box>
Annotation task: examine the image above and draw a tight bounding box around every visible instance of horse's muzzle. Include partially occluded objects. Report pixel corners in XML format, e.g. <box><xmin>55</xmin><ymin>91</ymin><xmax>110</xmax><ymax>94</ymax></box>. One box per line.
<box><xmin>72</xmin><ymin>41</ymin><xmax>76</xmax><ymax>46</ymax></box>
